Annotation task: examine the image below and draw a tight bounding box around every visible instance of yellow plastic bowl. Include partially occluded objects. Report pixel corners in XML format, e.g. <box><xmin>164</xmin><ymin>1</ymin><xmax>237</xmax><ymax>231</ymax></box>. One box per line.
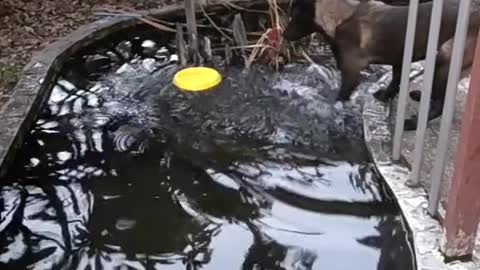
<box><xmin>173</xmin><ymin>67</ymin><xmax>222</xmax><ymax>92</ymax></box>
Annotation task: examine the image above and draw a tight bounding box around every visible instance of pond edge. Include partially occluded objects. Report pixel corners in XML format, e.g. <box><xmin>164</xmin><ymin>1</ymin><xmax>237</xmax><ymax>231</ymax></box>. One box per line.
<box><xmin>0</xmin><ymin>14</ymin><xmax>150</xmax><ymax>178</ymax></box>
<box><xmin>362</xmin><ymin>71</ymin><xmax>478</xmax><ymax>270</ymax></box>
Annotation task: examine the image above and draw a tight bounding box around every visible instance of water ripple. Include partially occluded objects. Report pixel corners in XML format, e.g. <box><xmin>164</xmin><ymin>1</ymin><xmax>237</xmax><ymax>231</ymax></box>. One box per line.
<box><xmin>0</xmin><ymin>31</ymin><xmax>413</xmax><ymax>270</ymax></box>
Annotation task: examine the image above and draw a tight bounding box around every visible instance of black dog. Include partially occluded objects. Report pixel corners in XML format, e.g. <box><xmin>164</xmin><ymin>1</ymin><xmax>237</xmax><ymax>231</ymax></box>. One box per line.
<box><xmin>283</xmin><ymin>0</ymin><xmax>480</xmax><ymax>130</ymax></box>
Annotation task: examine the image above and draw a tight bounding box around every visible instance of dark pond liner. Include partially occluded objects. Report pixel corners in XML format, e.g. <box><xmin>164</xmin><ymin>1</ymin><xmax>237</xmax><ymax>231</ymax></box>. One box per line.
<box><xmin>0</xmin><ymin>2</ymin><xmax>418</xmax><ymax>270</ymax></box>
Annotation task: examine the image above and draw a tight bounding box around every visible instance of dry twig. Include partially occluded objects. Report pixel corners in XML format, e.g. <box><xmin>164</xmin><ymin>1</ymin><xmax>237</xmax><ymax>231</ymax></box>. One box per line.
<box><xmin>198</xmin><ymin>3</ymin><xmax>233</xmax><ymax>41</ymax></box>
<box><xmin>94</xmin><ymin>8</ymin><xmax>176</xmax><ymax>32</ymax></box>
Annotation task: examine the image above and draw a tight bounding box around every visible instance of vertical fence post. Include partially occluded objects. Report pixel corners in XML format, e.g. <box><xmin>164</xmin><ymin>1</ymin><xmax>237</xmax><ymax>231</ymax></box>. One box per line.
<box><xmin>442</xmin><ymin>29</ymin><xmax>480</xmax><ymax>258</ymax></box>
<box><xmin>409</xmin><ymin>0</ymin><xmax>444</xmax><ymax>186</ymax></box>
<box><xmin>428</xmin><ymin>0</ymin><xmax>471</xmax><ymax>216</ymax></box>
<box><xmin>185</xmin><ymin>0</ymin><xmax>199</xmax><ymax>62</ymax></box>
<box><xmin>392</xmin><ymin>0</ymin><xmax>419</xmax><ymax>161</ymax></box>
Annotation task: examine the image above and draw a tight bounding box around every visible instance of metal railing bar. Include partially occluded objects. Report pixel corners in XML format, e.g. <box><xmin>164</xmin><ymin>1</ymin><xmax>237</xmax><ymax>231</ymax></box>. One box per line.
<box><xmin>410</xmin><ymin>0</ymin><xmax>444</xmax><ymax>186</ymax></box>
<box><xmin>428</xmin><ymin>0</ymin><xmax>471</xmax><ymax>215</ymax></box>
<box><xmin>393</xmin><ymin>0</ymin><xmax>420</xmax><ymax>161</ymax></box>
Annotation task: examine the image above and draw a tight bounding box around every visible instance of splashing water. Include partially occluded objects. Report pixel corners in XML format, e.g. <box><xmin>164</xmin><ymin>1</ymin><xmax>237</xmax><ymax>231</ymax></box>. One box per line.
<box><xmin>0</xmin><ymin>29</ymin><xmax>414</xmax><ymax>270</ymax></box>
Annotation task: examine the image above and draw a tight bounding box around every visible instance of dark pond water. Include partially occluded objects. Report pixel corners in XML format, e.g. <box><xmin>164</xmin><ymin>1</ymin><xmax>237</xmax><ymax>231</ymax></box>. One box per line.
<box><xmin>0</xmin><ymin>28</ymin><xmax>415</xmax><ymax>270</ymax></box>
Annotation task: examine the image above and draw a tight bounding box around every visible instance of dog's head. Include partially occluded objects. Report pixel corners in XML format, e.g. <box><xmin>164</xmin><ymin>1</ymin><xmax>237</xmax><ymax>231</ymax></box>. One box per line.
<box><xmin>283</xmin><ymin>0</ymin><xmax>317</xmax><ymax>41</ymax></box>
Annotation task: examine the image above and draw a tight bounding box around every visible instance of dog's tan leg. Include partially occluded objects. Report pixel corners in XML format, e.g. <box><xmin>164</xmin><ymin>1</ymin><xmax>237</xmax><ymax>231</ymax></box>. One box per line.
<box><xmin>405</xmin><ymin>32</ymin><xmax>477</xmax><ymax>131</ymax></box>
<box><xmin>410</xmin><ymin>32</ymin><xmax>477</xmax><ymax>102</ymax></box>
<box><xmin>404</xmin><ymin>41</ymin><xmax>452</xmax><ymax>130</ymax></box>
<box><xmin>336</xmin><ymin>48</ymin><xmax>369</xmax><ymax>101</ymax></box>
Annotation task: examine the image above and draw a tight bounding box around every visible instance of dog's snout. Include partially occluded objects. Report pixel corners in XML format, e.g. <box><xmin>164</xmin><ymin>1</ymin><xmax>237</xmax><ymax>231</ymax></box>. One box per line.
<box><xmin>282</xmin><ymin>19</ymin><xmax>315</xmax><ymax>41</ymax></box>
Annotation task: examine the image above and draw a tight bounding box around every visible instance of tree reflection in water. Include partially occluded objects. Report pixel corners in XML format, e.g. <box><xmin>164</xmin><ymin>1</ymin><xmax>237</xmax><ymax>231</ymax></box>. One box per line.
<box><xmin>0</xmin><ymin>28</ymin><xmax>414</xmax><ymax>270</ymax></box>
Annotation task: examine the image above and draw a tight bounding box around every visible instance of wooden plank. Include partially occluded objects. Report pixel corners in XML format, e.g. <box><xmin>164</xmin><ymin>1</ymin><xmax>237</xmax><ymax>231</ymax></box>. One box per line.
<box><xmin>232</xmin><ymin>14</ymin><xmax>248</xmax><ymax>48</ymax></box>
<box><xmin>184</xmin><ymin>0</ymin><xmax>199</xmax><ymax>63</ymax></box>
<box><xmin>202</xmin><ymin>36</ymin><xmax>212</xmax><ymax>63</ymax></box>
<box><xmin>176</xmin><ymin>23</ymin><xmax>187</xmax><ymax>66</ymax></box>
<box><xmin>442</xmin><ymin>29</ymin><xmax>480</xmax><ymax>258</ymax></box>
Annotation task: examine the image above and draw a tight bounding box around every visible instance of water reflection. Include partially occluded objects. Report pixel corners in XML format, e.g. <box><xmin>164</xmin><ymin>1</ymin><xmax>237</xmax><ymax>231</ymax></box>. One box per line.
<box><xmin>0</xmin><ymin>30</ymin><xmax>414</xmax><ymax>270</ymax></box>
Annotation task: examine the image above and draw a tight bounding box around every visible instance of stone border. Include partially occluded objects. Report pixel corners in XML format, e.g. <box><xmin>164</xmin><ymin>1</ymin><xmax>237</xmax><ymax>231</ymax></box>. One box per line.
<box><xmin>362</xmin><ymin>72</ymin><xmax>477</xmax><ymax>270</ymax></box>
<box><xmin>0</xmin><ymin>0</ymin><xmax>290</xmax><ymax>178</ymax></box>
<box><xmin>0</xmin><ymin>16</ymin><xmax>140</xmax><ymax>177</ymax></box>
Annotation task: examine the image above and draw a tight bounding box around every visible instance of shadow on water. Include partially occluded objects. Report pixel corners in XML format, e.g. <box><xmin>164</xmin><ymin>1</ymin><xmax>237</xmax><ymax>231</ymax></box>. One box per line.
<box><xmin>0</xmin><ymin>27</ymin><xmax>415</xmax><ymax>270</ymax></box>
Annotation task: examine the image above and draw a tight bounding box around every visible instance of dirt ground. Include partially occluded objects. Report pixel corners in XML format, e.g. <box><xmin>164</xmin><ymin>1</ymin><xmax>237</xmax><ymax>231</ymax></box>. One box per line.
<box><xmin>0</xmin><ymin>0</ymin><xmax>174</xmax><ymax>95</ymax></box>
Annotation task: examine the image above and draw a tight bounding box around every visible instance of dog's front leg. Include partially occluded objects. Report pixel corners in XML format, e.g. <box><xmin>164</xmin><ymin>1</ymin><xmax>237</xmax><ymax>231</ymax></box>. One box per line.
<box><xmin>373</xmin><ymin>64</ymin><xmax>401</xmax><ymax>102</ymax></box>
<box><xmin>404</xmin><ymin>49</ymin><xmax>452</xmax><ymax>130</ymax></box>
<box><xmin>336</xmin><ymin>68</ymin><xmax>361</xmax><ymax>101</ymax></box>
<box><xmin>336</xmin><ymin>51</ymin><xmax>367</xmax><ymax>101</ymax></box>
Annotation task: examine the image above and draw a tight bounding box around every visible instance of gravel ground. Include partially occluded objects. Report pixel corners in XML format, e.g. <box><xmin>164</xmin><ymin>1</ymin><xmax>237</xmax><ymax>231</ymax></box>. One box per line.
<box><xmin>0</xmin><ymin>0</ymin><xmax>174</xmax><ymax>95</ymax></box>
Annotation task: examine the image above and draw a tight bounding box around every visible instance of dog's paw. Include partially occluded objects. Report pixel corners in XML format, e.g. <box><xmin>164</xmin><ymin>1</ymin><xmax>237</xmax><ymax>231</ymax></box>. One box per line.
<box><xmin>373</xmin><ymin>90</ymin><xmax>393</xmax><ymax>102</ymax></box>
<box><xmin>404</xmin><ymin>118</ymin><xmax>418</xmax><ymax>131</ymax></box>
<box><xmin>335</xmin><ymin>93</ymin><xmax>350</xmax><ymax>102</ymax></box>
<box><xmin>409</xmin><ymin>90</ymin><xmax>421</xmax><ymax>102</ymax></box>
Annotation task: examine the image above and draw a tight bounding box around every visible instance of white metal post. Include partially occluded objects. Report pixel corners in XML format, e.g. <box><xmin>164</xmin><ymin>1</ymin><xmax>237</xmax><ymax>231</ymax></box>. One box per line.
<box><xmin>392</xmin><ymin>0</ymin><xmax>420</xmax><ymax>161</ymax></box>
<box><xmin>429</xmin><ymin>0</ymin><xmax>471</xmax><ymax>215</ymax></box>
<box><xmin>410</xmin><ymin>0</ymin><xmax>444</xmax><ymax>186</ymax></box>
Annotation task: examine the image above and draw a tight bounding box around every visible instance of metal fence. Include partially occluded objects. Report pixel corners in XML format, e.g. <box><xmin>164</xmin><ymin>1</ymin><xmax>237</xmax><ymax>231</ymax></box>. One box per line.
<box><xmin>392</xmin><ymin>0</ymin><xmax>470</xmax><ymax>214</ymax></box>
<box><xmin>391</xmin><ymin>0</ymin><xmax>480</xmax><ymax>258</ymax></box>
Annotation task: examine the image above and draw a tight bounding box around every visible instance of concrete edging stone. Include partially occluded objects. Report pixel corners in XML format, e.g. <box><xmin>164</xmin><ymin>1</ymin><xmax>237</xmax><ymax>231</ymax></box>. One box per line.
<box><xmin>362</xmin><ymin>71</ymin><xmax>478</xmax><ymax>270</ymax></box>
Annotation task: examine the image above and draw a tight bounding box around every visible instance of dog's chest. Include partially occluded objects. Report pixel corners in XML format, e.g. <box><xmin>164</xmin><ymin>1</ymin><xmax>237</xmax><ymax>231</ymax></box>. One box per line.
<box><xmin>358</xmin><ymin>23</ymin><xmax>373</xmax><ymax>51</ymax></box>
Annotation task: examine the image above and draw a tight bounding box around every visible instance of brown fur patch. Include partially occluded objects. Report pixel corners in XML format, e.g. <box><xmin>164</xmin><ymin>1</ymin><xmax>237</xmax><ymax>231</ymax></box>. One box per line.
<box><xmin>357</xmin><ymin>2</ymin><xmax>387</xmax><ymax>51</ymax></box>
<box><xmin>314</xmin><ymin>0</ymin><xmax>359</xmax><ymax>38</ymax></box>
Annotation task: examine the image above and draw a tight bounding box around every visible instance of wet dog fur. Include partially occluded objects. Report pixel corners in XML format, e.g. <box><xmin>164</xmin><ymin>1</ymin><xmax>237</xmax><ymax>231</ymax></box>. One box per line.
<box><xmin>283</xmin><ymin>0</ymin><xmax>480</xmax><ymax>130</ymax></box>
